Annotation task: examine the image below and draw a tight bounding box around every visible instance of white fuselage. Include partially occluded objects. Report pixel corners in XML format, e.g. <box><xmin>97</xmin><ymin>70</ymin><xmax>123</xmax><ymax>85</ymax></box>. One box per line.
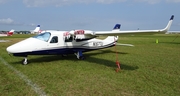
<box><xmin>7</xmin><ymin>31</ymin><xmax>117</xmax><ymax>57</ymax></box>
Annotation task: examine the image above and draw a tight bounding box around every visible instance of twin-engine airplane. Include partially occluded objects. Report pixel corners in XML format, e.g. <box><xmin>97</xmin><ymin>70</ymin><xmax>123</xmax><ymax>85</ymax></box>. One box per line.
<box><xmin>7</xmin><ymin>15</ymin><xmax>174</xmax><ymax>65</ymax></box>
<box><xmin>0</xmin><ymin>29</ymin><xmax>14</xmax><ymax>37</ymax></box>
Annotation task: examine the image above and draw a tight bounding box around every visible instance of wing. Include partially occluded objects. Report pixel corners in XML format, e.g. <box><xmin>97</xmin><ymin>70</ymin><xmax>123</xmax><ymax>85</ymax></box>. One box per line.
<box><xmin>94</xmin><ymin>15</ymin><xmax>174</xmax><ymax>35</ymax></box>
<box><xmin>67</xmin><ymin>15</ymin><xmax>174</xmax><ymax>39</ymax></box>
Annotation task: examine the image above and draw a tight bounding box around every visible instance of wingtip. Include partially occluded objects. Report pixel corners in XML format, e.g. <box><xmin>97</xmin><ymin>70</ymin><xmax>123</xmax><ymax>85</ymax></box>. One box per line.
<box><xmin>170</xmin><ymin>15</ymin><xmax>174</xmax><ymax>20</ymax></box>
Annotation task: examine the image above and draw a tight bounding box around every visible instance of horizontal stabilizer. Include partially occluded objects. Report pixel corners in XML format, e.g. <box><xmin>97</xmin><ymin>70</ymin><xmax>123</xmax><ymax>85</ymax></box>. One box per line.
<box><xmin>116</xmin><ymin>43</ymin><xmax>134</xmax><ymax>47</ymax></box>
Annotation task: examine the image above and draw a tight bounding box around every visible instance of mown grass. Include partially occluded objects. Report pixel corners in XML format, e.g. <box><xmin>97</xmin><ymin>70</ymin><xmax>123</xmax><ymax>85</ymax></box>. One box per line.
<box><xmin>0</xmin><ymin>34</ymin><xmax>180</xmax><ymax>96</ymax></box>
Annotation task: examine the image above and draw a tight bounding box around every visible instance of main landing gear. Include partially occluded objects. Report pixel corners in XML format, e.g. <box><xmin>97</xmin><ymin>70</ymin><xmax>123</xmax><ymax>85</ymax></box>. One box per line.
<box><xmin>21</xmin><ymin>51</ymin><xmax>85</xmax><ymax>65</ymax></box>
<box><xmin>74</xmin><ymin>51</ymin><xmax>85</xmax><ymax>60</ymax></box>
<box><xmin>22</xmin><ymin>57</ymin><xmax>28</xmax><ymax>65</ymax></box>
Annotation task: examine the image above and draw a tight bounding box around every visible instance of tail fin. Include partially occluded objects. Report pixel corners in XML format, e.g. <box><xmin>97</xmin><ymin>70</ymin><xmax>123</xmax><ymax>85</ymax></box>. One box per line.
<box><xmin>113</xmin><ymin>24</ymin><xmax>121</xmax><ymax>31</ymax></box>
<box><xmin>160</xmin><ymin>15</ymin><xmax>174</xmax><ymax>32</ymax></box>
<box><xmin>34</xmin><ymin>25</ymin><xmax>40</xmax><ymax>32</ymax></box>
<box><xmin>7</xmin><ymin>29</ymin><xmax>14</xmax><ymax>36</ymax></box>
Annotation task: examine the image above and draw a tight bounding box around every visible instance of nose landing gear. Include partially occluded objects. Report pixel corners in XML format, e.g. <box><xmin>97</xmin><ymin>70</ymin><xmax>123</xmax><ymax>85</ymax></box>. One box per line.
<box><xmin>22</xmin><ymin>57</ymin><xmax>28</xmax><ymax>65</ymax></box>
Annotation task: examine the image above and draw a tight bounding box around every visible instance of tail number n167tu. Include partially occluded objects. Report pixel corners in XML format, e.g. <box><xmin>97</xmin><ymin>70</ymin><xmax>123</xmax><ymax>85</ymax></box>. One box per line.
<box><xmin>93</xmin><ymin>42</ymin><xmax>103</xmax><ymax>46</ymax></box>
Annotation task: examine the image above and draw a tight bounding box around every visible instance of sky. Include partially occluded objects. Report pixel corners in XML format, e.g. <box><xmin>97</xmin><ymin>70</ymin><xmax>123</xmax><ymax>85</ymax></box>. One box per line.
<box><xmin>0</xmin><ymin>0</ymin><xmax>180</xmax><ymax>31</ymax></box>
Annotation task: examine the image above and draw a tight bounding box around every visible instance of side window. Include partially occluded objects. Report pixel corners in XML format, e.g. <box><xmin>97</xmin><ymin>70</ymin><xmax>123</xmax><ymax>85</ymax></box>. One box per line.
<box><xmin>50</xmin><ymin>36</ymin><xmax>58</xmax><ymax>43</ymax></box>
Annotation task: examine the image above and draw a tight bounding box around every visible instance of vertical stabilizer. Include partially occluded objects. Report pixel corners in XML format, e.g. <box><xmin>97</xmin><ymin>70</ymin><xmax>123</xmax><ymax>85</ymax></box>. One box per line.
<box><xmin>7</xmin><ymin>29</ymin><xmax>14</xmax><ymax>36</ymax></box>
<box><xmin>113</xmin><ymin>24</ymin><xmax>121</xmax><ymax>31</ymax></box>
<box><xmin>34</xmin><ymin>25</ymin><xmax>40</xmax><ymax>32</ymax></box>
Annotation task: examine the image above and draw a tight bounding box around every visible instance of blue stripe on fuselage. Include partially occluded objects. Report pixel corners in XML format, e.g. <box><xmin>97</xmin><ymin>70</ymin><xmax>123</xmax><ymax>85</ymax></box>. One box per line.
<box><xmin>13</xmin><ymin>42</ymin><xmax>115</xmax><ymax>57</ymax></box>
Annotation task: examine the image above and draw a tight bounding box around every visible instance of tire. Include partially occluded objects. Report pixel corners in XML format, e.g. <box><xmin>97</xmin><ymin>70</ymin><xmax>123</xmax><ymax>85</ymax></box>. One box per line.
<box><xmin>22</xmin><ymin>59</ymin><xmax>28</xmax><ymax>65</ymax></box>
<box><xmin>80</xmin><ymin>56</ymin><xmax>85</xmax><ymax>60</ymax></box>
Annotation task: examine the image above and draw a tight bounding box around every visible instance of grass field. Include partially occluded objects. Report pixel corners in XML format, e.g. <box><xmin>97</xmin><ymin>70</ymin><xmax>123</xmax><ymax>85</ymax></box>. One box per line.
<box><xmin>0</xmin><ymin>34</ymin><xmax>180</xmax><ymax>96</ymax></box>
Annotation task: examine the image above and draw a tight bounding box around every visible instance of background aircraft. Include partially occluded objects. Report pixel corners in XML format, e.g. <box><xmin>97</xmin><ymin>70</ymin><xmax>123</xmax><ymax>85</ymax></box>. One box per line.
<box><xmin>0</xmin><ymin>29</ymin><xmax>14</xmax><ymax>37</ymax></box>
<box><xmin>30</xmin><ymin>25</ymin><xmax>41</xmax><ymax>34</ymax></box>
<box><xmin>6</xmin><ymin>15</ymin><xmax>174</xmax><ymax>65</ymax></box>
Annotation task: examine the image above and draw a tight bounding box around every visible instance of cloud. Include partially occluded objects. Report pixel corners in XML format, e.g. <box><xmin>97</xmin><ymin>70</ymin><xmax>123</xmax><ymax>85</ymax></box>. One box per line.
<box><xmin>22</xmin><ymin>0</ymin><xmax>180</xmax><ymax>7</ymax></box>
<box><xmin>0</xmin><ymin>18</ymin><xmax>14</xmax><ymax>24</ymax></box>
<box><xmin>22</xmin><ymin>0</ymin><xmax>127</xmax><ymax>7</ymax></box>
<box><xmin>96</xmin><ymin>0</ymin><xmax>126</xmax><ymax>4</ymax></box>
<box><xmin>0</xmin><ymin>18</ymin><xmax>36</xmax><ymax>27</ymax></box>
<box><xmin>0</xmin><ymin>0</ymin><xmax>7</xmax><ymax>4</ymax></box>
<box><xmin>0</xmin><ymin>0</ymin><xmax>180</xmax><ymax>7</ymax></box>
<box><xmin>134</xmin><ymin>0</ymin><xmax>161</xmax><ymax>4</ymax></box>
<box><xmin>0</xmin><ymin>0</ymin><xmax>178</xmax><ymax>7</ymax></box>
<box><xmin>166</xmin><ymin>0</ymin><xmax>180</xmax><ymax>3</ymax></box>
<box><xmin>0</xmin><ymin>0</ymin><xmax>12</xmax><ymax>4</ymax></box>
<box><xmin>23</xmin><ymin>0</ymin><xmax>84</xmax><ymax>7</ymax></box>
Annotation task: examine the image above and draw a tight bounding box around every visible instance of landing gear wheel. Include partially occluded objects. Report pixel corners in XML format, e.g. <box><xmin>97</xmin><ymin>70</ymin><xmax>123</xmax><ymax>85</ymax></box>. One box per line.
<box><xmin>61</xmin><ymin>54</ymin><xmax>67</xmax><ymax>57</ymax></box>
<box><xmin>22</xmin><ymin>58</ymin><xmax>28</xmax><ymax>65</ymax></box>
<box><xmin>79</xmin><ymin>56</ymin><xmax>85</xmax><ymax>60</ymax></box>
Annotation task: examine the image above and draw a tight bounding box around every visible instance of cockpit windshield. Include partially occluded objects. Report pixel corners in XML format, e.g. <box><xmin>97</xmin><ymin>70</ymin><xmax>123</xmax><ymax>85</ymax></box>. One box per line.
<box><xmin>33</xmin><ymin>32</ymin><xmax>51</xmax><ymax>42</ymax></box>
